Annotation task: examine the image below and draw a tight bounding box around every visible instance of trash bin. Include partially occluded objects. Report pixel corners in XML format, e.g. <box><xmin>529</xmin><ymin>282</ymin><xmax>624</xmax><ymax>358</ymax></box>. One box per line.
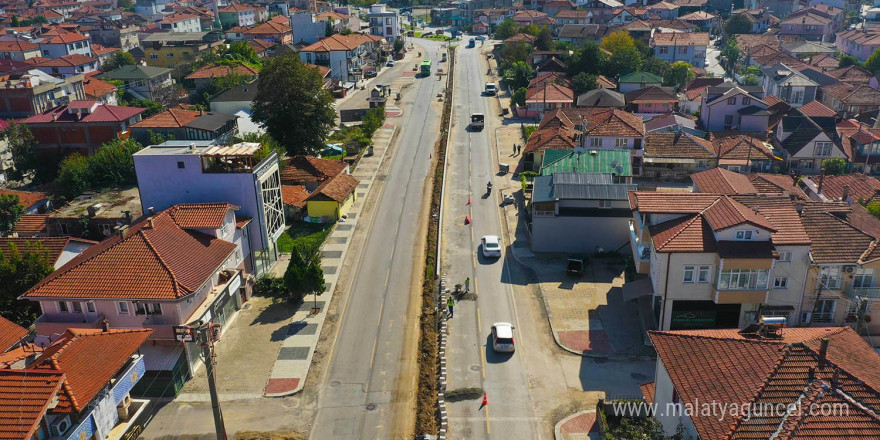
<box><xmin>499</xmin><ymin>163</ymin><xmax>509</xmax><ymax>174</ymax></box>
<box><xmin>368</xmin><ymin>145</ymin><xmax>375</xmax><ymax>156</ymax></box>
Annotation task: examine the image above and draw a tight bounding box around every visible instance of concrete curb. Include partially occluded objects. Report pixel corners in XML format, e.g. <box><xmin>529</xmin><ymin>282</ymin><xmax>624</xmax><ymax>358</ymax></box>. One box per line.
<box><xmin>437</xmin><ymin>275</ymin><xmax>450</xmax><ymax>440</ymax></box>
<box><xmin>554</xmin><ymin>410</ymin><xmax>597</xmax><ymax>440</ymax></box>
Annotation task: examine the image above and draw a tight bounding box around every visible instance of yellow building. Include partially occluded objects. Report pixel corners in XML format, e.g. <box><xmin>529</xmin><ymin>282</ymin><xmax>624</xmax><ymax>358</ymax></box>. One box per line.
<box><xmin>140</xmin><ymin>32</ymin><xmax>224</xmax><ymax>70</ymax></box>
<box><xmin>305</xmin><ymin>173</ymin><xmax>359</xmax><ymax>222</ymax></box>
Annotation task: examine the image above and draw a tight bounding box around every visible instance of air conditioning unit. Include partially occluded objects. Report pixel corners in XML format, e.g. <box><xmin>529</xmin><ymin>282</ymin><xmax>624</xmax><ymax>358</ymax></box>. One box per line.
<box><xmin>844</xmin><ymin>266</ymin><xmax>856</xmax><ymax>274</ymax></box>
<box><xmin>50</xmin><ymin>415</ymin><xmax>72</xmax><ymax>437</ymax></box>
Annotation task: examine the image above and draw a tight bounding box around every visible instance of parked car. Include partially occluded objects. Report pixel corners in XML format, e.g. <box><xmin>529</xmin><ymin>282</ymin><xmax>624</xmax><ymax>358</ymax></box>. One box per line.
<box><xmin>387</xmin><ymin>60</ymin><xmax>395</xmax><ymax>67</ymax></box>
<box><xmin>491</xmin><ymin>322</ymin><xmax>515</xmax><ymax>353</ymax></box>
<box><xmin>484</xmin><ymin>83</ymin><xmax>497</xmax><ymax>96</ymax></box>
<box><xmin>365</xmin><ymin>70</ymin><xmax>377</xmax><ymax>78</ymax></box>
<box><xmin>481</xmin><ymin>235</ymin><xmax>502</xmax><ymax>257</ymax></box>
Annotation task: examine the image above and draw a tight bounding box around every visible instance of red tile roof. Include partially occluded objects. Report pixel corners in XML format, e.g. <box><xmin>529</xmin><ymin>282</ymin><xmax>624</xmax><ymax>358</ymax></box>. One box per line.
<box><xmin>703</xmin><ymin>195</ymin><xmax>777</xmax><ymax>231</ymax></box>
<box><xmin>300</xmin><ymin>33</ymin><xmax>381</xmax><ymax>52</ymax></box>
<box><xmin>34</xmin><ymin>54</ymin><xmax>95</xmax><ymax>68</ymax></box>
<box><xmin>167</xmin><ymin>202</ymin><xmax>235</xmax><ymax>228</ymax></box>
<box><xmin>815</xmin><ymin>174</ymin><xmax>880</xmax><ymax>203</ymax></box>
<box><xmin>32</xmin><ymin>328</ymin><xmax>152</xmax><ymax>412</ymax></box>
<box><xmin>22</xmin><ymin>101</ymin><xmax>145</xmax><ymax>124</ymax></box>
<box><xmin>41</xmin><ymin>32</ymin><xmax>88</xmax><ymax>44</ymax></box>
<box><xmin>504</xmin><ymin>33</ymin><xmax>537</xmax><ymax>44</ymax></box>
<box><xmin>21</xmin><ymin>204</ymin><xmax>238</xmax><ymax>301</ymax></box>
<box><xmin>0</xmin><ymin>237</ymin><xmax>94</xmax><ymax>267</ymax></box>
<box><xmin>649</xmin><ymin>214</ymin><xmax>717</xmax><ymax>252</ymax></box>
<box><xmin>651</xmin><ymin>31</ymin><xmax>709</xmax><ymax>46</ymax></box>
<box><xmin>12</xmin><ymin>214</ymin><xmax>47</xmax><ymax>236</ymax></box>
<box><xmin>131</xmin><ymin>108</ymin><xmax>200</xmax><ymax>128</ymax></box>
<box><xmin>0</xmin><ymin>316</ymin><xmax>28</xmax><ymax>352</ymax></box>
<box><xmin>219</xmin><ymin>2</ymin><xmax>256</xmax><ymax>12</ymax></box>
<box><xmin>798</xmin><ymin>99</ymin><xmax>837</xmax><ymax>117</ymax></box>
<box><xmin>0</xmin><ymin>189</ymin><xmax>46</xmax><ymax>209</ymax></box>
<box><xmin>523</xmin><ymin>127</ymin><xmax>578</xmax><ymax>154</ymax></box>
<box><xmin>0</xmin><ymin>370</ymin><xmax>65</xmax><ymax>440</ymax></box>
<box><xmin>582</xmin><ymin>108</ymin><xmax>645</xmax><ymax>137</ymax></box>
<box><xmin>185</xmin><ymin>63</ymin><xmax>259</xmax><ymax>80</ymax></box>
<box><xmin>0</xmin><ymin>39</ymin><xmax>38</xmax><ymax>51</ymax></box>
<box><xmin>525</xmin><ymin>82</ymin><xmax>574</xmax><ymax>103</ymax></box>
<box><xmin>802</xmin><ymin>205</ymin><xmax>878</xmax><ymax>264</ymax></box>
<box><xmin>280</xmin><ymin>155</ymin><xmax>347</xmax><ymax>184</ymax></box>
<box><xmin>650</xmin><ymin>327</ymin><xmax>880</xmax><ymax>440</ymax></box>
<box><xmin>82</xmin><ymin>77</ymin><xmax>116</xmax><ymax>99</ymax></box>
<box><xmin>243</xmin><ymin>20</ymin><xmax>292</xmax><ymax>35</ymax></box>
<box><xmin>306</xmin><ymin>173</ymin><xmax>359</xmax><ymax>204</ymax></box>
<box><xmin>691</xmin><ymin>168</ymin><xmax>807</xmax><ymax>199</ymax></box>
<box><xmin>281</xmin><ymin>185</ymin><xmax>308</xmax><ymax>208</ymax></box>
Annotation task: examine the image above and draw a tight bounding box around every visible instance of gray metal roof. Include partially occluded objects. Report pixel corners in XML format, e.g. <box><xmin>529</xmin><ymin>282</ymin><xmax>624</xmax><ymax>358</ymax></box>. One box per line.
<box><xmin>533</xmin><ymin>173</ymin><xmax>638</xmax><ymax>203</ymax></box>
<box><xmin>184</xmin><ymin>111</ymin><xmax>238</xmax><ymax>131</ymax></box>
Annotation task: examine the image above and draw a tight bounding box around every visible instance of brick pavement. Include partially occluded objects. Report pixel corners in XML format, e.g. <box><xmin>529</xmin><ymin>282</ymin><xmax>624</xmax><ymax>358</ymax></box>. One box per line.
<box><xmin>555</xmin><ymin>411</ymin><xmax>600</xmax><ymax>440</ymax></box>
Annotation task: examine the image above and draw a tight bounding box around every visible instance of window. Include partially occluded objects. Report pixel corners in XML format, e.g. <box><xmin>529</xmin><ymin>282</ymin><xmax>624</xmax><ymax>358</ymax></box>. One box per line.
<box><xmin>818</xmin><ymin>266</ymin><xmax>841</xmax><ymax>289</ymax></box>
<box><xmin>679</xmin><ymin>46</ymin><xmax>687</xmax><ymax>54</ymax></box>
<box><xmin>167</xmin><ymin>53</ymin><xmax>174</xmax><ymax>57</ymax></box>
<box><xmin>742</xmin><ymin>97</ymin><xmax>751</xmax><ymax>105</ymax></box>
<box><xmin>177</xmin><ymin>161</ymin><xmax>185</xmax><ymax>169</ymax></box>
<box><xmin>813</xmin><ymin>299</ymin><xmax>836</xmax><ymax>323</ymax></box>
<box><xmin>57</xmin><ymin>223</ymin><xmax>69</xmax><ymax>235</ymax></box>
<box><xmin>717</xmin><ymin>269</ymin><xmax>770</xmax><ymax>290</ymax></box>
<box><xmin>150</xmin><ymin>53</ymin><xmax>158</xmax><ymax>59</ymax></box>
<box><xmin>814</xmin><ymin>142</ymin><xmax>832</xmax><ymax>157</ymax></box>
<box><xmin>727</xmin><ymin>97</ymin><xmax>737</xmax><ymax>105</ymax></box>
<box><xmin>72</xmin><ymin>302</ymin><xmax>82</xmax><ymax>313</ymax></box>
<box><xmin>117</xmin><ymin>301</ymin><xmax>129</xmax><ymax>315</ymax></box>
<box><xmin>99</xmin><ymin>223</ymin><xmax>113</xmax><ymax>237</ymax></box>
<box><xmin>778</xmin><ymin>250</ymin><xmax>791</xmax><ymax>262</ymax></box>
<box><xmin>698</xmin><ymin>266</ymin><xmax>711</xmax><ymax>283</ymax></box>
<box><xmin>774</xmin><ymin>277</ymin><xmax>788</xmax><ymax>289</ymax></box>
<box><xmin>615</xmin><ymin>138</ymin><xmax>627</xmax><ymax>147</ymax></box>
<box><xmin>724</xmin><ymin>115</ymin><xmax>734</xmax><ymax>126</ymax></box>
<box><xmin>854</xmin><ymin>267</ymin><xmax>876</xmax><ymax>288</ymax></box>
<box><xmin>86</xmin><ymin>302</ymin><xmax>95</xmax><ymax>313</ymax></box>
<box><xmin>590</xmin><ymin>137</ymin><xmax>603</xmax><ymax>147</ymax></box>
<box><xmin>58</xmin><ymin>301</ymin><xmax>68</xmax><ymax>312</ymax></box>
<box><xmin>735</xmin><ymin>230</ymin><xmax>753</xmax><ymax>240</ymax></box>
<box><xmin>598</xmin><ymin>200</ymin><xmax>612</xmax><ymax>208</ymax></box>
<box><xmin>683</xmin><ymin>265</ymin><xmax>695</xmax><ymax>283</ymax></box>
<box><xmin>135</xmin><ymin>302</ymin><xmax>162</xmax><ymax>315</ymax></box>
<box><xmin>659</xmin><ymin>47</ymin><xmax>668</xmax><ymax>54</ymax></box>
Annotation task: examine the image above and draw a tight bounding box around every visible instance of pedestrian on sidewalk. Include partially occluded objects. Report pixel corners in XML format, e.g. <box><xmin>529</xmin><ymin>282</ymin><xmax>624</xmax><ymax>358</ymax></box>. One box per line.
<box><xmin>513</xmin><ymin>144</ymin><xmax>517</xmax><ymax>156</ymax></box>
<box><xmin>447</xmin><ymin>296</ymin><xmax>455</xmax><ymax>318</ymax></box>
<box><xmin>517</xmin><ymin>144</ymin><xmax>522</xmax><ymax>155</ymax></box>
<box><xmin>465</xmin><ymin>277</ymin><xmax>470</xmax><ymax>293</ymax></box>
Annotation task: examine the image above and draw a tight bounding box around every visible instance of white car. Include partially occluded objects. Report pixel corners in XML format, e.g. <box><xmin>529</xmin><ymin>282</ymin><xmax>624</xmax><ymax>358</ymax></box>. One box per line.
<box><xmin>491</xmin><ymin>322</ymin><xmax>515</xmax><ymax>353</ymax></box>
<box><xmin>386</xmin><ymin>60</ymin><xmax>395</xmax><ymax>67</ymax></box>
<box><xmin>484</xmin><ymin>83</ymin><xmax>498</xmax><ymax>96</ymax></box>
<box><xmin>481</xmin><ymin>235</ymin><xmax>502</xmax><ymax>258</ymax></box>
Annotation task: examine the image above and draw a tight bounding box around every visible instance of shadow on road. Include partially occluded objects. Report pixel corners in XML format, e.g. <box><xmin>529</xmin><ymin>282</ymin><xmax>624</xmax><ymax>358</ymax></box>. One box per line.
<box><xmin>485</xmin><ymin>334</ymin><xmax>514</xmax><ymax>364</ymax></box>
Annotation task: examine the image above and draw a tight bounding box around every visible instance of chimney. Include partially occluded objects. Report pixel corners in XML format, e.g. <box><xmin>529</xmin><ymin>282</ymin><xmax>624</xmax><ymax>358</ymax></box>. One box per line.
<box><xmin>819</xmin><ymin>337</ymin><xmax>829</xmax><ymax>367</ymax></box>
<box><xmin>795</xmin><ymin>201</ymin><xmax>805</xmax><ymax>214</ymax></box>
<box><xmin>817</xmin><ymin>172</ymin><xmax>825</xmax><ymax>195</ymax></box>
<box><xmin>832</xmin><ymin>368</ymin><xmax>840</xmax><ymax>387</ymax></box>
<box><xmin>147</xmin><ymin>217</ymin><xmax>154</xmax><ymax>229</ymax></box>
<box><xmin>122</xmin><ymin>210</ymin><xmax>131</xmax><ymax>225</ymax></box>
<box><xmin>841</xmin><ymin>185</ymin><xmax>850</xmax><ymax>202</ymax></box>
<box><xmin>148</xmin><ymin>206</ymin><xmax>155</xmax><ymax>215</ymax></box>
<box><xmin>100</xmin><ymin>319</ymin><xmax>110</xmax><ymax>332</ymax></box>
<box><xmin>808</xmin><ymin>366</ymin><xmax>815</xmax><ymax>381</ymax></box>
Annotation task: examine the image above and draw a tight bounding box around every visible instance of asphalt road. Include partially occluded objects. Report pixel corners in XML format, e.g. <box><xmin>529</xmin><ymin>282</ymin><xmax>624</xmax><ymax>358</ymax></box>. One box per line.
<box><xmin>442</xmin><ymin>41</ymin><xmax>540</xmax><ymax>439</ymax></box>
<box><xmin>309</xmin><ymin>39</ymin><xmax>447</xmax><ymax>440</ymax></box>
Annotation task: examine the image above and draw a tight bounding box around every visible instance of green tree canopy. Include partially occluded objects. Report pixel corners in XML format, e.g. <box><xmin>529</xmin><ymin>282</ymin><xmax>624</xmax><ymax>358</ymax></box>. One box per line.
<box><xmin>521</xmin><ymin>24</ymin><xmax>541</xmax><ymax>36</ymax></box>
<box><xmin>86</xmin><ymin>138</ymin><xmax>142</xmax><ymax>188</ymax></box>
<box><xmin>512</xmin><ymin>87</ymin><xmax>527</xmax><ymax>107</ymax></box>
<box><xmin>393</xmin><ymin>38</ymin><xmax>405</xmax><ymax>55</ymax></box>
<box><xmin>535</xmin><ymin>26</ymin><xmax>553</xmax><ymax>51</ymax></box>
<box><xmin>600</xmin><ymin>31</ymin><xmax>637</xmax><ymax>55</ymax></box>
<box><xmin>567</xmin><ymin>41</ymin><xmax>605</xmax><ymax>76</ymax></box>
<box><xmin>283</xmin><ymin>241</ymin><xmax>326</xmax><ymax>305</ymax></box>
<box><xmin>502</xmin><ymin>61</ymin><xmax>535</xmax><ymax>90</ymax></box>
<box><xmin>5</xmin><ymin>122</ymin><xmax>44</xmax><ymax>182</ymax></box>
<box><xmin>251</xmin><ymin>54</ymin><xmax>337</xmax><ymax>156</ymax></box>
<box><xmin>604</xmin><ymin>46</ymin><xmax>643</xmax><ymax>79</ymax></box>
<box><xmin>664</xmin><ymin>61</ymin><xmax>694</xmax><ymax>90</ymax></box>
<box><xmin>494</xmin><ymin>18</ymin><xmax>519</xmax><ymax>40</ymax></box>
<box><xmin>0</xmin><ymin>242</ymin><xmax>54</xmax><ymax>326</ymax></box>
<box><xmin>865</xmin><ymin>48</ymin><xmax>880</xmax><ymax>74</ymax></box>
<box><xmin>724</xmin><ymin>14</ymin><xmax>753</xmax><ymax>35</ymax></box>
<box><xmin>572</xmin><ymin>72</ymin><xmax>598</xmax><ymax>94</ymax></box>
<box><xmin>839</xmin><ymin>55</ymin><xmax>859</xmax><ymax>67</ymax></box>
<box><xmin>721</xmin><ymin>37</ymin><xmax>741</xmax><ymax>74</ymax></box>
<box><xmin>0</xmin><ymin>194</ymin><xmax>24</xmax><ymax>234</ymax></box>
<box><xmin>101</xmin><ymin>51</ymin><xmax>136</xmax><ymax>72</ymax></box>
<box><xmin>642</xmin><ymin>56</ymin><xmax>670</xmax><ymax>79</ymax></box>
<box><xmin>55</xmin><ymin>153</ymin><xmax>91</xmax><ymax>202</ymax></box>
<box><xmin>822</xmin><ymin>157</ymin><xmax>848</xmax><ymax>175</ymax></box>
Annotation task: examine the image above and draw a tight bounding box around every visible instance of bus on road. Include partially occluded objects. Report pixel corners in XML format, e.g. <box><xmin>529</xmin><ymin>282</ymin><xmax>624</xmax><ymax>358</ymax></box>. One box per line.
<box><xmin>420</xmin><ymin>59</ymin><xmax>432</xmax><ymax>75</ymax></box>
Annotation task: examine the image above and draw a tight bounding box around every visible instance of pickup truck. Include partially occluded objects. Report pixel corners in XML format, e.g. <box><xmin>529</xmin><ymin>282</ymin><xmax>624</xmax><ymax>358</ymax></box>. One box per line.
<box><xmin>470</xmin><ymin>113</ymin><xmax>485</xmax><ymax>130</ymax></box>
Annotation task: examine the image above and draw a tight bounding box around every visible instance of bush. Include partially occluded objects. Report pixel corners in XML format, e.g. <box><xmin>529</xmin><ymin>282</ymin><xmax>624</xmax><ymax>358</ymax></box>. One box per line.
<box><xmin>254</xmin><ymin>275</ymin><xmax>286</xmax><ymax>297</ymax></box>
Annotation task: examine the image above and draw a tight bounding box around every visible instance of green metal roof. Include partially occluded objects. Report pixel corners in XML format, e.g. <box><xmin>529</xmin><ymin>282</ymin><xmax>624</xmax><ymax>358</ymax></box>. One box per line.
<box><xmin>540</xmin><ymin>149</ymin><xmax>632</xmax><ymax>177</ymax></box>
<box><xmin>98</xmin><ymin>65</ymin><xmax>173</xmax><ymax>81</ymax></box>
<box><xmin>618</xmin><ymin>71</ymin><xmax>663</xmax><ymax>84</ymax></box>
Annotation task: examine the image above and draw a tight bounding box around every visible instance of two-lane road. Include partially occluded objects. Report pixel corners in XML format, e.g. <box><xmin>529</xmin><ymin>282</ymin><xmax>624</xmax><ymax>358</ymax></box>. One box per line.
<box><xmin>310</xmin><ymin>39</ymin><xmax>447</xmax><ymax>440</ymax></box>
<box><xmin>442</xmin><ymin>41</ymin><xmax>540</xmax><ymax>439</ymax></box>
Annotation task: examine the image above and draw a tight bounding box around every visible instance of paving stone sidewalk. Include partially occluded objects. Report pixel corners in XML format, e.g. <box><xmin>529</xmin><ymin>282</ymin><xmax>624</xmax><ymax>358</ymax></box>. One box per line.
<box><xmin>554</xmin><ymin>411</ymin><xmax>600</xmax><ymax>440</ymax></box>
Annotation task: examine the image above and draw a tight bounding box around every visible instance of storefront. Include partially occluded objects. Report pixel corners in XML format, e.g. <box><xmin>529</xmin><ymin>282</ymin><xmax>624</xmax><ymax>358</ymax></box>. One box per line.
<box><xmin>670</xmin><ymin>300</ymin><xmax>741</xmax><ymax>330</ymax></box>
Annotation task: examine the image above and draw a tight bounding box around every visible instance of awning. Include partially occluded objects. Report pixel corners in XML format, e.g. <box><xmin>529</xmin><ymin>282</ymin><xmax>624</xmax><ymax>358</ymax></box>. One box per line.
<box><xmin>761</xmin><ymin>305</ymin><xmax>795</xmax><ymax>311</ymax></box>
<box><xmin>623</xmin><ymin>277</ymin><xmax>654</xmax><ymax>302</ymax></box>
<box><xmin>644</xmin><ymin>157</ymin><xmax>696</xmax><ymax>164</ymax></box>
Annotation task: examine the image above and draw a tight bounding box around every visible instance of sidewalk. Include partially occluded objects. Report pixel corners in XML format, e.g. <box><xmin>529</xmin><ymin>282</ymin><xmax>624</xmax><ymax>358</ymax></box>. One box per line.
<box><xmin>554</xmin><ymin>411</ymin><xmax>600</xmax><ymax>440</ymax></box>
<box><xmin>264</xmin><ymin>76</ymin><xmax>416</xmax><ymax>397</ymax></box>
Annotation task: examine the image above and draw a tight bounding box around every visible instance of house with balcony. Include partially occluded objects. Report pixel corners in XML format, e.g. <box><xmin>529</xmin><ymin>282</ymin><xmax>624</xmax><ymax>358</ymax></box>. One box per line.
<box><xmin>580</xmin><ymin>108</ymin><xmax>647</xmax><ymax>175</ymax></box>
<box><xmin>0</xmin><ymin>69</ymin><xmax>86</xmax><ymax>118</ymax></box>
<box><xmin>21</xmin><ymin>100</ymin><xmax>145</xmax><ymax>157</ymax></box>
<box><xmin>22</xmin><ymin>203</ymin><xmax>251</xmax><ymax>391</ymax></box>
<box><xmin>33</xmin><ymin>54</ymin><xmax>99</xmax><ymax>79</ymax></box>
<box><xmin>138</xmin><ymin>33</ymin><xmax>224</xmax><ymax>71</ymax></box>
<box><xmin>523</xmin><ymin>82</ymin><xmax>575</xmax><ymax>117</ymax></box>
<box><xmin>97</xmin><ymin>64</ymin><xmax>174</xmax><ymax>101</ymax></box>
<box><xmin>800</xmin><ymin>204</ymin><xmax>880</xmax><ymax>334</ymax></box>
<box><xmin>628</xmin><ymin>192</ymin><xmax>813</xmax><ymax>330</ymax></box>
<box><xmin>38</xmin><ymin>32</ymin><xmax>91</xmax><ymax>59</ymax></box>
<box><xmin>243</xmin><ymin>20</ymin><xmax>292</xmax><ymax>44</ymax></box>
<box><xmin>650</xmin><ymin>31</ymin><xmax>708</xmax><ymax>68</ymax></box>
<box><xmin>156</xmin><ymin>13</ymin><xmax>203</xmax><ymax>33</ymax></box>
<box><xmin>0</xmin><ymin>327</ymin><xmax>153</xmax><ymax>440</ymax></box>
<box><xmin>134</xmin><ymin>141</ymin><xmax>284</xmax><ymax>276</ymax></box>
<box><xmin>219</xmin><ymin>3</ymin><xmax>257</xmax><ymax>28</ymax></box>
<box><xmin>820</xmin><ymin>81</ymin><xmax>880</xmax><ymax>117</ymax></box>
<box><xmin>624</xmin><ymin>86</ymin><xmax>678</xmax><ymax>116</ymax></box>
<box><xmin>775</xmin><ymin>112</ymin><xmax>846</xmax><ymax>174</ymax></box>
<box><xmin>368</xmin><ymin>3</ymin><xmax>400</xmax><ymax>42</ymax></box>
<box><xmin>835</xmin><ymin>119</ymin><xmax>880</xmax><ymax>175</ymax></box>
<box><xmin>298</xmin><ymin>33</ymin><xmax>383</xmax><ymax>83</ymax></box>
<box><xmin>779</xmin><ymin>12</ymin><xmax>835</xmax><ymax>42</ymax></box>
<box><xmin>642</xmin><ymin>132</ymin><xmax>780</xmax><ymax>180</ymax></box>
<box><xmin>700</xmin><ymin>82</ymin><xmax>770</xmax><ymax>133</ymax></box>
<box><xmin>0</xmin><ymin>39</ymin><xmax>41</xmax><ymax>61</ymax></box>
<box><xmin>646</xmin><ymin>325</ymin><xmax>880</xmax><ymax>439</ymax></box>
<box><xmin>835</xmin><ymin>28</ymin><xmax>880</xmax><ymax>61</ymax></box>
<box><xmin>760</xmin><ymin>63</ymin><xmax>819</xmax><ymax>107</ymax></box>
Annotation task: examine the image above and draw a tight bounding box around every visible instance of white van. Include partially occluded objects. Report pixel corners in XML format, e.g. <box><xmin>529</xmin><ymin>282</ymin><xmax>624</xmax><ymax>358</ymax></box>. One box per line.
<box><xmin>485</xmin><ymin>83</ymin><xmax>498</xmax><ymax>96</ymax></box>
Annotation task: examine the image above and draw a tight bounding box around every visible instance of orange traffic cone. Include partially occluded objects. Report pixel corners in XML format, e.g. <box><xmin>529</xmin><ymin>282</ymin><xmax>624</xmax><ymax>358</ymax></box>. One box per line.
<box><xmin>481</xmin><ymin>393</ymin><xmax>488</xmax><ymax>406</ymax></box>
<box><xmin>467</xmin><ymin>196</ymin><xmax>471</xmax><ymax>205</ymax></box>
<box><xmin>465</xmin><ymin>215</ymin><xmax>471</xmax><ymax>225</ymax></box>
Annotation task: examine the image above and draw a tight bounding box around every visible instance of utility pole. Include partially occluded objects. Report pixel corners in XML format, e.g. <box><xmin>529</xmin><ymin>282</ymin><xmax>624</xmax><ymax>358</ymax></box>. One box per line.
<box><xmin>197</xmin><ymin>322</ymin><xmax>227</xmax><ymax>440</ymax></box>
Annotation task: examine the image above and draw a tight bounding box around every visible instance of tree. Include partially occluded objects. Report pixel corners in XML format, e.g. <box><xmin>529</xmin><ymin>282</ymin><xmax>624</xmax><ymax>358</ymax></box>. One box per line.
<box><xmin>512</xmin><ymin>87</ymin><xmax>527</xmax><ymax>107</ymax></box>
<box><xmin>5</xmin><ymin>122</ymin><xmax>41</xmax><ymax>182</ymax></box>
<box><xmin>839</xmin><ymin>55</ymin><xmax>859</xmax><ymax>67</ymax></box>
<box><xmin>721</xmin><ymin>37</ymin><xmax>741</xmax><ymax>73</ymax></box>
<box><xmin>10</xmin><ymin>15</ymin><xmax>19</xmax><ymax>27</ymax></box>
<box><xmin>361</xmin><ymin>107</ymin><xmax>386</xmax><ymax>138</ymax></box>
<box><xmin>604</xmin><ymin>46</ymin><xmax>643</xmax><ymax>78</ymax></box>
<box><xmin>494</xmin><ymin>18</ymin><xmax>519</xmax><ymax>40</ymax></box>
<box><xmin>86</xmin><ymin>138</ymin><xmax>142</xmax><ymax>188</ymax></box>
<box><xmin>393</xmin><ymin>38</ymin><xmax>405</xmax><ymax>55</ymax></box>
<box><xmin>567</xmin><ymin>41</ymin><xmax>605</xmax><ymax>76</ymax></box>
<box><xmin>502</xmin><ymin>61</ymin><xmax>535</xmax><ymax>90</ymax></box>
<box><xmin>822</xmin><ymin>157</ymin><xmax>848</xmax><ymax>175</ymax></box>
<box><xmin>498</xmin><ymin>42</ymin><xmax>531</xmax><ymax>66</ymax></box>
<box><xmin>221</xmin><ymin>41</ymin><xmax>260</xmax><ymax>66</ymax></box>
<box><xmin>664</xmin><ymin>61</ymin><xmax>694</xmax><ymax>90</ymax></box>
<box><xmin>252</xmin><ymin>54</ymin><xmax>337</xmax><ymax>156</ymax></box>
<box><xmin>535</xmin><ymin>26</ymin><xmax>553</xmax><ymax>51</ymax></box>
<box><xmin>101</xmin><ymin>51</ymin><xmax>135</xmax><ymax>71</ymax></box>
<box><xmin>642</xmin><ymin>56</ymin><xmax>670</xmax><ymax>78</ymax></box>
<box><xmin>600</xmin><ymin>31</ymin><xmax>637</xmax><ymax>55</ymax></box>
<box><xmin>325</xmin><ymin>18</ymin><xmax>336</xmax><ymax>37</ymax></box>
<box><xmin>521</xmin><ymin>24</ymin><xmax>541</xmax><ymax>36</ymax></box>
<box><xmin>865</xmin><ymin>48</ymin><xmax>880</xmax><ymax>74</ymax></box>
<box><xmin>867</xmin><ymin>200</ymin><xmax>880</xmax><ymax>219</ymax></box>
<box><xmin>724</xmin><ymin>14</ymin><xmax>753</xmax><ymax>35</ymax></box>
<box><xmin>742</xmin><ymin>74</ymin><xmax>760</xmax><ymax>85</ymax></box>
<box><xmin>0</xmin><ymin>194</ymin><xmax>24</xmax><ymax>234</ymax></box>
<box><xmin>283</xmin><ymin>241</ymin><xmax>325</xmax><ymax>308</ymax></box>
<box><xmin>572</xmin><ymin>72</ymin><xmax>598</xmax><ymax>93</ymax></box>
<box><xmin>55</xmin><ymin>154</ymin><xmax>90</xmax><ymax>202</ymax></box>
<box><xmin>604</xmin><ymin>417</ymin><xmax>670</xmax><ymax>440</ymax></box>
<box><xmin>0</xmin><ymin>242</ymin><xmax>54</xmax><ymax>326</ymax></box>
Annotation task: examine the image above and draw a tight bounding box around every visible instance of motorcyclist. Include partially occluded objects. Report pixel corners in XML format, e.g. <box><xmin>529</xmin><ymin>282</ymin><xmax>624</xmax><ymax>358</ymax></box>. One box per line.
<box><xmin>487</xmin><ymin>181</ymin><xmax>493</xmax><ymax>193</ymax></box>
